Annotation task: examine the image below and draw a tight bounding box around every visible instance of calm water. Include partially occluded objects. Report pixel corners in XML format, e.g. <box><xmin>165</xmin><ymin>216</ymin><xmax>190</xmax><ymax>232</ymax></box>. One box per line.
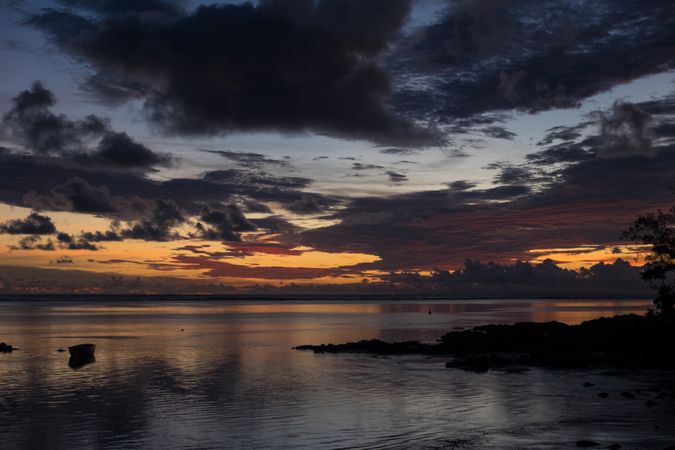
<box><xmin>1</xmin><ymin>298</ymin><xmax>674</xmax><ymax>449</ymax></box>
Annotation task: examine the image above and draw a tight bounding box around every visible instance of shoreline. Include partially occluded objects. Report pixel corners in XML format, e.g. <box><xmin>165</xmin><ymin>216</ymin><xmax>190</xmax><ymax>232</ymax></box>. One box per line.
<box><xmin>0</xmin><ymin>294</ymin><xmax>653</xmax><ymax>302</ymax></box>
<box><xmin>295</xmin><ymin>313</ymin><xmax>675</xmax><ymax>372</ymax></box>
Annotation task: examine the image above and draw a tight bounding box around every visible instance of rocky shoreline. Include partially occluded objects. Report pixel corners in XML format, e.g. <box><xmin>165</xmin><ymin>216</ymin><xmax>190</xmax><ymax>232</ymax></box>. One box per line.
<box><xmin>295</xmin><ymin>314</ymin><xmax>675</xmax><ymax>372</ymax></box>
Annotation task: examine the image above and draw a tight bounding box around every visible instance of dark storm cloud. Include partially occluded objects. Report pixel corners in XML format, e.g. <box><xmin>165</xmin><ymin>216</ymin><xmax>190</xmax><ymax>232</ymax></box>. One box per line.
<box><xmin>2</xmin><ymin>81</ymin><xmax>107</xmax><ymax>155</ymax></box>
<box><xmin>56</xmin><ymin>0</ymin><xmax>185</xmax><ymax>15</ymax></box>
<box><xmin>1</xmin><ymin>82</ymin><xmax>173</xmax><ymax>170</ymax></box>
<box><xmin>0</xmin><ymin>148</ymin><xmax>338</xmax><ymax>225</ymax></box>
<box><xmin>27</xmin><ymin>0</ymin><xmax>441</xmax><ymax>146</ymax></box>
<box><xmin>352</xmin><ymin>162</ymin><xmax>384</xmax><ymax>171</ymax></box>
<box><xmin>446</xmin><ymin>180</ymin><xmax>477</xmax><ymax>191</ymax></box>
<box><xmin>392</xmin><ymin>0</ymin><xmax>675</xmax><ymax>123</ymax></box>
<box><xmin>287</xmin><ymin>194</ymin><xmax>323</xmax><ymax>215</ymax></box>
<box><xmin>485</xmin><ymin>162</ymin><xmax>544</xmax><ymax>186</ymax></box>
<box><xmin>204</xmin><ymin>150</ymin><xmax>290</xmax><ymax>168</ymax></box>
<box><xmin>299</xmin><ymin>98</ymin><xmax>675</xmax><ymax>271</ymax></box>
<box><xmin>86</xmin><ymin>132</ymin><xmax>174</xmax><ymax>168</ymax></box>
<box><xmin>597</xmin><ymin>102</ymin><xmax>655</xmax><ymax>159</ymax></box>
<box><xmin>239</xmin><ymin>198</ymin><xmax>272</xmax><ymax>214</ymax></box>
<box><xmin>537</xmin><ymin>122</ymin><xmax>592</xmax><ymax>146</ymax></box>
<box><xmin>251</xmin><ymin>216</ymin><xmax>299</xmax><ymax>235</ymax></box>
<box><xmin>528</xmin><ymin>98</ymin><xmax>675</xmax><ymax>166</ymax></box>
<box><xmin>525</xmin><ymin>142</ymin><xmax>595</xmax><ymax>166</ymax></box>
<box><xmin>385</xmin><ymin>259</ymin><xmax>646</xmax><ymax>296</ymax></box>
<box><xmin>386</xmin><ymin>171</ymin><xmax>408</xmax><ymax>183</ymax></box>
<box><xmin>379</xmin><ymin>147</ymin><xmax>419</xmax><ymax>156</ymax></box>
<box><xmin>121</xmin><ymin>199</ymin><xmax>185</xmax><ymax>241</ymax></box>
<box><xmin>79</xmin><ymin>228</ymin><xmax>124</xmax><ymax>243</ymax></box>
<box><xmin>479</xmin><ymin>126</ymin><xmax>516</xmax><ymax>140</ymax></box>
<box><xmin>80</xmin><ymin>73</ymin><xmax>149</xmax><ymax>105</ymax></box>
<box><xmin>0</xmin><ymin>215</ymin><xmax>102</xmax><ymax>251</ymax></box>
<box><xmin>58</xmin><ymin>235</ymin><xmax>99</xmax><ymax>250</ymax></box>
<box><xmin>202</xmin><ymin>169</ymin><xmax>311</xmax><ymax>189</ymax></box>
<box><xmin>23</xmin><ymin>177</ymin><xmax>118</xmax><ymax>213</ymax></box>
<box><xmin>0</xmin><ymin>212</ymin><xmax>56</xmax><ymax>235</ymax></box>
<box><xmin>193</xmin><ymin>204</ymin><xmax>257</xmax><ymax>242</ymax></box>
<box><xmin>11</xmin><ymin>235</ymin><xmax>56</xmax><ymax>251</ymax></box>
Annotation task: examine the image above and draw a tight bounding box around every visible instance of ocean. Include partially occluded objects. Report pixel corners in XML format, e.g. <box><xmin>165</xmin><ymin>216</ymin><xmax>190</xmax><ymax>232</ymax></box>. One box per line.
<box><xmin>1</xmin><ymin>298</ymin><xmax>674</xmax><ymax>449</ymax></box>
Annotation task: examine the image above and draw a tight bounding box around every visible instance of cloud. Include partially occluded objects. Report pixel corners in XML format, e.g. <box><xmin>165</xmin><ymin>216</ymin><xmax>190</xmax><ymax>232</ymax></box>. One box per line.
<box><xmin>447</xmin><ymin>180</ymin><xmax>477</xmax><ymax>191</ymax></box>
<box><xmin>479</xmin><ymin>126</ymin><xmax>516</xmax><ymax>140</ymax></box>
<box><xmin>56</xmin><ymin>232</ymin><xmax>99</xmax><ymax>250</ymax></box>
<box><xmin>121</xmin><ymin>199</ymin><xmax>185</xmax><ymax>241</ymax></box>
<box><xmin>392</xmin><ymin>0</ymin><xmax>675</xmax><ymax>123</ymax></box>
<box><xmin>250</xmin><ymin>216</ymin><xmax>299</xmax><ymax>234</ymax></box>
<box><xmin>352</xmin><ymin>162</ymin><xmax>384</xmax><ymax>170</ymax></box>
<box><xmin>379</xmin><ymin>147</ymin><xmax>419</xmax><ymax>155</ymax></box>
<box><xmin>193</xmin><ymin>204</ymin><xmax>257</xmax><ymax>242</ymax></box>
<box><xmin>11</xmin><ymin>235</ymin><xmax>56</xmax><ymax>251</ymax></box>
<box><xmin>385</xmin><ymin>258</ymin><xmax>646</xmax><ymax>296</ymax></box>
<box><xmin>23</xmin><ymin>177</ymin><xmax>118</xmax><ymax>214</ymax></box>
<box><xmin>0</xmin><ymin>212</ymin><xmax>57</xmax><ymax>235</ymax></box>
<box><xmin>1</xmin><ymin>82</ymin><xmax>173</xmax><ymax>170</ymax></box>
<box><xmin>386</xmin><ymin>171</ymin><xmax>408</xmax><ymax>183</ymax></box>
<box><xmin>202</xmin><ymin>169</ymin><xmax>311</xmax><ymax>189</ymax></box>
<box><xmin>287</xmin><ymin>194</ymin><xmax>323</xmax><ymax>215</ymax></box>
<box><xmin>597</xmin><ymin>102</ymin><xmax>655</xmax><ymax>159</ymax></box>
<box><xmin>85</xmin><ymin>132</ymin><xmax>174</xmax><ymax>168</ymax></box>
<box><xmin>300</xmin><ymin>110</ymin><xmax>675</xmax><ymax>271</ymax></box>
<box><xmin>53</xmin><ymin>255</ymin><xmax>74</xmax><ymax>264</ymax></box>
<box><xmin>55</xmin><ymin>0</ymin><xmax>184</xmax><ymax>15</ymax></box>
<box><xmin>0</xmin><ymin>149</ymin><xmax>337</xmax><ymax>223</ymax></box>
<box><xmin>27</xmin><ymin>0</ymin><xmax>441</xmax><ymax>146</ymax></box>
<box><xmin>204</xmin><ymin>150</ymin><xmax>290</xmax><ymax>168</ymax></box>
<box><xmin>485</xmin><ymin>162</ymin><xmax>544</xmax><ymax>186</ymax></box>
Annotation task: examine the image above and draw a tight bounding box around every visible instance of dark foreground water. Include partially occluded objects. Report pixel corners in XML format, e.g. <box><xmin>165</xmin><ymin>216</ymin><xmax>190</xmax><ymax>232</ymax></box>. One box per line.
<box><xmin>1</xmin><ymin>298</ymin><xmax>674</xmax><ymax>449</ymax></box>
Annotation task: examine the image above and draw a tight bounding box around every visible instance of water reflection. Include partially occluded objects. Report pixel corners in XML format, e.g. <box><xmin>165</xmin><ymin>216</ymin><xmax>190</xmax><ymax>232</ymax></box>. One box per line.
<box><xmin>1</xmin><ymin>298</ymin><xmax>673</xmax><ymax>449</ymax></box>
<box><xmin>68</xmin><ymin>354</ymin><xmax>96</xmax><ymax>370</ymax></box>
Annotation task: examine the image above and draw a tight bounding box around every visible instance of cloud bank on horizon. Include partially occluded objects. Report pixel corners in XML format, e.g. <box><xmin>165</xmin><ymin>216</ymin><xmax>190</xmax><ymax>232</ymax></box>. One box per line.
<box><xmin>0</xmin><ymin>0</ymin><xmax>675</xmax><ymax>290</ymax></box>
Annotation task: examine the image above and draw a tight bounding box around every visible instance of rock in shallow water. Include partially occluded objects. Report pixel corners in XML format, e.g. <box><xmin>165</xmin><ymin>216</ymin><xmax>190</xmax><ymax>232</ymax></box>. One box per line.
<box><xmin>0</xmin><ymin>342</ymin><xmax>14</xmax><ymax>353</ymax></box>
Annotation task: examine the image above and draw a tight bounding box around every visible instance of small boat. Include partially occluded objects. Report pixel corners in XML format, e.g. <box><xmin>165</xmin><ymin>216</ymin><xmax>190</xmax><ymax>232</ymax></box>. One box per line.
<box><xmin>68</xmin><ymin>343</ymin><xmax>96</xmax><ymax>358</ymax></box>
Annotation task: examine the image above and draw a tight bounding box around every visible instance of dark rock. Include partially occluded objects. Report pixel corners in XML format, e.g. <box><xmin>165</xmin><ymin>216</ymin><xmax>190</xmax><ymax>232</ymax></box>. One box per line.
<box><xmin>445</xmin><ymin>354</ymin><xmax>510</xmax><ymax>372</ymax></box>
<box><xmin>500</xmin><ymin>367</ymin><xmax>530</xmax><ymax>374</ymax></box>
<box><xmin>607</xmin><ymin>444</ymin><xmax>622</xmax><ymax>450</ymax></box>
<box><xmin>0</xmin><ymin>342</ymin><xmax>14</xmax><ymax>353</ymax></box>
<box><xmin>657</xmin><ymin>392</ymin><xmax>669</xmax><ymax>399</ymax></box>
<box><xmin>294</xmin><ymin>339</ymin><xmax>435</xmax><ymax>355</ymax></box>
<box><xmin>621</xmin><ymin>391</ymin><xmax>636</xmax><ymax>399</ymax></box>
<box><xmin>67</xmin><ymin>344</ymin><xmax>96</xmax><ymax>369</ymax></box>
<box><xmin>576</xmin><ymin>440</ymin><xmax>600</xmax><ymax>447</ymax></box>
<box><xmin>68</xmin><ymin>343</ymin><xmax>96</xmax><ymax>358</ymax></box>
<box><xmin>294</xmin><ymin>314</ymin><xmax>675</xmax><ymax>372</ymax></box>
<box><xmin>57</xmin><ymin>348</ymin><xmax>66</xmax><ymax>352</ymax></box>
<box><xmin>583</xmin><ymin>382</ymin><xmax>596</xmax><ymax>387</ymax></box>
<box><xmin>68</xmin><ymin>354</ymin><xmax>95</xmax><ymax>370</ymax></box>
<box><xmin>645</xmin><ymin>400</ymin><xmax>657</xmax><ymax>407</ymax></box>
<box><xmin>598</xmin><ymin>392</ymin><xmax>609</xmax><ymax>398</ymax></box>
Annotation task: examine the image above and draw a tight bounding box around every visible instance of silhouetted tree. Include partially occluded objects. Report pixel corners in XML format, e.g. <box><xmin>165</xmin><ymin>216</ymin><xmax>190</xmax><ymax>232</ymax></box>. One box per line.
<box><xmin>624</xmin><ymin>207</ymin><xmax>675</xmax><ymax>318</ymax></box>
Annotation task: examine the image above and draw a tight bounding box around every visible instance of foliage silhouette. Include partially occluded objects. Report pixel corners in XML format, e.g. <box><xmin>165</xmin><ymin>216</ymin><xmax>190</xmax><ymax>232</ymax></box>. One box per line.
<box><xmin>624</xmin><ymin>207</ymin><xmax>675</xmax><ymax>318</ymax></box>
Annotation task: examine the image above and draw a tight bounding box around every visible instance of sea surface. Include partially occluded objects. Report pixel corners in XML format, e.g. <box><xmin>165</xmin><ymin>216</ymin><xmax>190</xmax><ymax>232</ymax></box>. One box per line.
<box><xmin>1</xmin><ymin>298</ymin><xmax>674</xmax><ymax>449</ymax></box>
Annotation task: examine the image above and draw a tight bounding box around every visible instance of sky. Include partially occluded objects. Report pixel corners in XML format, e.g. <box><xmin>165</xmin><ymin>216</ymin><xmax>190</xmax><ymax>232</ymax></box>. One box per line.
<box><xmin>0</xmin><ymin>0</ymin><xmax>674</xmax><ymax>292</ymax></box>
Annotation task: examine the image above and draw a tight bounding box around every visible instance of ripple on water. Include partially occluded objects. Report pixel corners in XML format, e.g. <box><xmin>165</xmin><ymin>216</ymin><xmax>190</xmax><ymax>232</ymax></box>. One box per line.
<box><xmin>1</xmin><ymin>299</ymin><xmax>674</xmax><ymax>449</ymax></box>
